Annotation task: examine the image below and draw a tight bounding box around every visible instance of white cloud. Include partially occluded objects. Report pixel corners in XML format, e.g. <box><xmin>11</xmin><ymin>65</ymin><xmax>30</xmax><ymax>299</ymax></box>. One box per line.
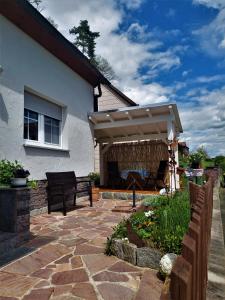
<box><xmin>182</xmin><ymin>70</ymin><xmax>191</xmax><ymax>77</ymax></box>
<box><xmin>118</xmin><ymin>0</ymin><xmax>145</xmax><ymax>9</ymax></box>
<box><xmin>41</xmin><ymin>0</ymin><xmax>182</xmax><ymax>107</ymax></box>
<box><xmin>193</xmin><ymin>4</ymin><xmax>225</xmax><ymax>58</ymax></box>
<box><xmin>193</xmin><ymin>0</ymin><xmax>225</xmax><ymax>10</ymax></box>
<box><xmin>195</xmin><ymin>74</ymin><xmax>225</xmax><ymax>83</ymax></box>
<box><xmin>179</xmin><ymin>86</ymin><xmax>225</xmax><ymax>155</ymax></box>
<box><xmin>166</xmin><ymin>8</ymin><xmax>176</xmax><ymax>17</ymax></box>
<box><xmin>122</xmin><ymin>81</ymin><xmax>172</xmax><ymax>104</ymax></box>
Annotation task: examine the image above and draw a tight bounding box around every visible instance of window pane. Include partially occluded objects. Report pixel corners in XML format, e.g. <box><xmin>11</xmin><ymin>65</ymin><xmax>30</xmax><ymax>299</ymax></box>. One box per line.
<box><xmin>44</xmin><ymin>116</ymin><xmax>60</xmax><ymax>145</ymax></box>
<box><xmin>45</xmin><ymin>116</ymin><xmax>52</xmax><ymax>126</ymax></box>
<box><xmin>24</xmin><ymin>109</ymin><xmax>29</xmax><ymax>117</ymax></box>
<box><xmin>52</xmin><ymin>119</ymin><xmax>59</xmax><ymax>127</ymax></box>
<box><xmin>29</xmin><ymin>110</ymin><xmax>38</xmax><ymax>121</ymax></box>
<box><xmin>29</xmin><ymin>119</ymin><xmax>38</xmax><ymax>140</ymax></box>
<box><xmin>44</xmin><ymin>123</ymin><xmax>51</xmax><ymax>143</ymax></box>
<box><xmin>24</xmin><ymin>117</ymin><xmax>28</xmax><ymax>139</ymax></box>
<box><xmin>52</xmin><ymin>125</ymin><xmax>59</xmax><ymax>144</ymax></box>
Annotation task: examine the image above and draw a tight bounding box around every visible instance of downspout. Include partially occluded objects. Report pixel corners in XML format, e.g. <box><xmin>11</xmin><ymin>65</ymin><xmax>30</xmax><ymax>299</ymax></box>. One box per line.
<box><xmin>94</xmin><ymin>83</ymin><xmax>102</xmax><ymax>112</ymax></box>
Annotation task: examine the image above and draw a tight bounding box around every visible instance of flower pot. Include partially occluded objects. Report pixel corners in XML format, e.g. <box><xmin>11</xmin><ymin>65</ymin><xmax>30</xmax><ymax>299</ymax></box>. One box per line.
<box><xmin>92</xmin><ymin>187</ymin><xmax>100</xmax><ymax>202</ymax></box>
<box><xmin>176</xmin><ymin>167</ymin><xmax>185</xmax><ymax>175</ymax></box>
<box><xmin>126</xmin><ymin>221</ymin><xmax>146</xmax><ymax>248</ymax></box>
<box><xmin>11</xmin><ymin>178</ymin><xmax>27</xmax><ymax>187</ymax></box>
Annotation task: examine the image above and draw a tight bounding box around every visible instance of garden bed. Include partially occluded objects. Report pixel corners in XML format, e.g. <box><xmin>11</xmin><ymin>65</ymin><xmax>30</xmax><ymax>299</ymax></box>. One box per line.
<box><xmin>105</xmin><ymin>192</ymin><xmax>190</xmax><ymax>271</ymax></box>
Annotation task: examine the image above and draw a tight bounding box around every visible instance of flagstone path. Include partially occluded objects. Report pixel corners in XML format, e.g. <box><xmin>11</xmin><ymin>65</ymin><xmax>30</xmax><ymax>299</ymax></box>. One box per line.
<box><xmin>0</xmin><ymin>199</ymin><xmax>162</xmax><ymax>300</ymax></box>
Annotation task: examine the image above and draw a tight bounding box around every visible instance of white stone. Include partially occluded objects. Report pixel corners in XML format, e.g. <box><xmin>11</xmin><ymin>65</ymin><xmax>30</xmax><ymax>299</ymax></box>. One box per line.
<box><xmin>159</xmin><ymin>253</ymin><xmax>177</xmax><ymax>276</ymax></box>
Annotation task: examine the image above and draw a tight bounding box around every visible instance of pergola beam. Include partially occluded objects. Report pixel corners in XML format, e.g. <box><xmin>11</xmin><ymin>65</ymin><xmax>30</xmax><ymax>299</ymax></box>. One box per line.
<box><xmin>97</xmin><ymin>133</ymin><xmax>167</xmax><ymax>144</ymax></box>
<box><xmin>93</xmin><ymin>114</ymin><xmax>173</xmax><ymax>130</ymax></box>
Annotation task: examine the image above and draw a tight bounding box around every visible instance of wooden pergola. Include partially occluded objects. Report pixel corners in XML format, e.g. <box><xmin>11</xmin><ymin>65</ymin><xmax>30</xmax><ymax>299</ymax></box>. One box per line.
<box><xmin>88</xmin><ymin>102</ymin><xmax>183</xmax><ymax>191</ymax></box>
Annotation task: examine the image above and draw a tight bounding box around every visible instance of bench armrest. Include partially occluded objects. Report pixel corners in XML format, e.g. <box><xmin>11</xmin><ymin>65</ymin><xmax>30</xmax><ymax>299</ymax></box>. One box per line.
<box><xmin>77</xmin><ymin>179</ymin><xmax>92</xmax><ymax>185</ymax></box>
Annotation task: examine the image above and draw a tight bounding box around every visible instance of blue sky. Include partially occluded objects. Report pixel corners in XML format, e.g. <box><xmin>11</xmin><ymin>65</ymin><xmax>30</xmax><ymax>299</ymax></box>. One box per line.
<box><xmin>40</xmin><ymin>0</ymin><xmax>225</xmax><ymax>156</ymax></box>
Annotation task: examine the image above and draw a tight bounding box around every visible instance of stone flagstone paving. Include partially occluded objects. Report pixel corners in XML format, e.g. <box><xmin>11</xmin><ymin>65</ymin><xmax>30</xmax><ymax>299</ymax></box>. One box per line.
<box><xmin>0</xmin><ymin>199</ymin><xmax>162</xmax><ymax>299</ymax></box>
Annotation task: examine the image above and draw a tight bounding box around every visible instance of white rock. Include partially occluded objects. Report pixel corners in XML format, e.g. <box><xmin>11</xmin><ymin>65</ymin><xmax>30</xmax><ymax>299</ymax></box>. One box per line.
<box><xmin>159</xmin><ymin>253</ymin><xmax>177</xmax><ymax>276</ymax></box>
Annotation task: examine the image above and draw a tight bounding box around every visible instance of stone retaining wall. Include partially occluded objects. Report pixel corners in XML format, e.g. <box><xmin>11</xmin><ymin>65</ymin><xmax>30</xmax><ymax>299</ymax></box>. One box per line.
<box><xmin>112</xmin><ymin>239</ymin><xmax>162</xmax><ymax>269</ymax></box>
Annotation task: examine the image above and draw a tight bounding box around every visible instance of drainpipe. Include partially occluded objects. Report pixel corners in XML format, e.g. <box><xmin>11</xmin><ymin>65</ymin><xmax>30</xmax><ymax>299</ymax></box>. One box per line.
<box><xmin>94</xmin><ymin>84</ymin><xmax>102</xmax><ymax>112</ymax></box>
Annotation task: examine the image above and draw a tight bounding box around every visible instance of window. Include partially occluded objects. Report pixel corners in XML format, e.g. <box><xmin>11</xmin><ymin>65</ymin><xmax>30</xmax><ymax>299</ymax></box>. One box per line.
<box><xmin>24</xmin><ymin>109</ymin><xmax>38</xmax><ymax>141</ymax></box>
<box><xmin>44</xmin><ymin>116</ymin><xmax>60</xmax><ymax>145</ymax></box>
<box><xmin>24</xmin><ymin>91</ymin><xmax>62</xmax><ymax>147</ymax></box>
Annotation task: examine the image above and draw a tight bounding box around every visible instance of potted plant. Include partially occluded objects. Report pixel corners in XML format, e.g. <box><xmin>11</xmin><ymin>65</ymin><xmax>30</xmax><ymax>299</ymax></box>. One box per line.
<box><xmin>88</xmin><ymin>172</ymin><xmax>100</xmax><ymax>202</ymax></box>
<box><xmin>11</xmin><ymin>168</ymin><xmax>30</xmax><ymax>187</ymax></box>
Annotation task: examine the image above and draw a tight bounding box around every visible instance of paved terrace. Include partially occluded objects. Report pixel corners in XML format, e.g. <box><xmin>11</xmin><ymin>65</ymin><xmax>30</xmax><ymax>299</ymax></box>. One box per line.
<box><xmin>0</xmin><ymin>199</ymin><xmax>162</xmax><ymax>300</ymax></box>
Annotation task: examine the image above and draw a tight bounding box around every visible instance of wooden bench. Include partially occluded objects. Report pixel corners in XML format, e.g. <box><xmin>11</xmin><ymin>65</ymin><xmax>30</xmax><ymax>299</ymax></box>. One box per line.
<box><xmin>46</xmin><ymin>171</ymin><xmax>92</xmax><ymax>216</ymax></box>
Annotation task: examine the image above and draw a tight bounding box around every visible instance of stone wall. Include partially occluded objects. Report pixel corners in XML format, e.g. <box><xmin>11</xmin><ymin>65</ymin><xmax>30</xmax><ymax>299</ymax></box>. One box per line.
<box><xmin>0</xmin><ymin>187</ymin><xmax>30</xmax><ymax>246</ymax></box>
<box><xmin>30</xmin><ymin>180</ymin><xmax>48</xmax><ymax>216</ymax></box>
<box><xmin>30</xmin><ymin>177</ymin><xmax>91</xmax><ymax>216</ymax></box>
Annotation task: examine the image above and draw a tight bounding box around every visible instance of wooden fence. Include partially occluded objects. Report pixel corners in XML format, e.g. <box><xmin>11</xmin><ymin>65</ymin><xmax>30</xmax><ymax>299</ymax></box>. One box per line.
<box><xmin>161</xmin><ymin>175</ymin><xmax>216</xmax><ymax>300</ymax></box>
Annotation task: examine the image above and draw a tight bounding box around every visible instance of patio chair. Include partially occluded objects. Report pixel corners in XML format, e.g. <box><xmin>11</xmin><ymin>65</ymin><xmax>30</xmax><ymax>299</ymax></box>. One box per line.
<box><xmin>107</xmin><ymin>161</ymin><xmax>124</xmax><ymax>188</ymax></box>
<box><xmin>126</xmin><ymin>171</ymin><xmax>145</xmax><ymax>190</ymax></box>
<box><xmin>46</xmin><ymin>171</ymin><xmax>92</xmax><ymax>216</ymax></box>
<box><xmin>145</xmin><ymin>160</ymin><xmax>168</xmax><ymax>190</ymax></box>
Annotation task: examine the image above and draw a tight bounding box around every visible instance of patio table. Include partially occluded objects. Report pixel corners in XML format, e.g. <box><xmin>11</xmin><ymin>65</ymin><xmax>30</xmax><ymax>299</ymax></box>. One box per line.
<box><xmin>120</xmin><ymin>169</ymin><xmax>150</xmax><ymax>180</ymax></box>
<box><xmin>121</xmin><ymin>169</ymin><xmax>150</xmax><ymax>190</ymax></box>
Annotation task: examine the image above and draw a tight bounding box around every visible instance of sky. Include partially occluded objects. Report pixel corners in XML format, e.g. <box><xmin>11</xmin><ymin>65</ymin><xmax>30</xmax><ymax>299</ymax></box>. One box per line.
<box><xmin>38</xmin><ymin>0</ymin><xmax>225</xmax><ymax>156</ymax></box>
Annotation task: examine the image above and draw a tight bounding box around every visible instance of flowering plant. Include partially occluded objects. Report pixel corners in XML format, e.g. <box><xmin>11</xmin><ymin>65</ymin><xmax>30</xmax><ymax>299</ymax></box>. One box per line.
<box><xmin>144</xmin><ymin>210</ymin><xmax>154</xmax><ymax>218</ymax></box>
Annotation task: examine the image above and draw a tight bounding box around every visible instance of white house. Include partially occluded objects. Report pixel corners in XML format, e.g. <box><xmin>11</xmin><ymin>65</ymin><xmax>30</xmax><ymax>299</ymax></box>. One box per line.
<box><xmin>0</xmin><ymin>0</ymin><xmax>183</xmax><ymax>191</ymax></box>
<box><xmin>0</xmin><ymin>0</ymin><xmax>110</xmax><ymax>179</ymax></box>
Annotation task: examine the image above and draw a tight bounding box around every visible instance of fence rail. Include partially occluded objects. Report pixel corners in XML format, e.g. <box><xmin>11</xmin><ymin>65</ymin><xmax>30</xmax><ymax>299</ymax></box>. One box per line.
<box><xmin>161</xmin><ymin>174</ymin><xmax>216</xmax><ymax>300</ymax></box>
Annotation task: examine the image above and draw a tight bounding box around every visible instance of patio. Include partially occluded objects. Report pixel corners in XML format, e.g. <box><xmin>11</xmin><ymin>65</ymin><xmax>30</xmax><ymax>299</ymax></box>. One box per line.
<box><xmin>0</xmin><ymin>198</ymin><xmax>162</xmax><ymax>300</ymax></box>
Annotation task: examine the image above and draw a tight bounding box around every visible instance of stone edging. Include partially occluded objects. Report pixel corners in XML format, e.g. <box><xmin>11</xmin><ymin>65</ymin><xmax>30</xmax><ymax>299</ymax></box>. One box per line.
<box><xmin>111</xmin><ymin>239</ymin><xmax>162</xmax><ymax>269</ymax></box>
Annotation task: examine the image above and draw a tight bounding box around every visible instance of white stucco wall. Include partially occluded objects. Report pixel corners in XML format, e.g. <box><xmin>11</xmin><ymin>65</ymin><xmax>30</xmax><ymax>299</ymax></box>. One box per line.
<box><xmin>0</xmin><ymin>16</ymin><xmax>95</xmax><ymax>180</ymax></box>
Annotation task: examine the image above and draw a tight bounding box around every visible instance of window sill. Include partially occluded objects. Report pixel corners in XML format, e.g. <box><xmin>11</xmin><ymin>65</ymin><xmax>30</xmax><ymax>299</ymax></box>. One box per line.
<box><xmin>23</xmin><ymin>142</ymin><xmax>70</xmax><ymax>152</ymax></box>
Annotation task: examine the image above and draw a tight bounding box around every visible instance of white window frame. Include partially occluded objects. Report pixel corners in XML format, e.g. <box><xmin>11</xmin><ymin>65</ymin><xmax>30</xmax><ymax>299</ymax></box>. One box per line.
<box><xmin>24</xmin><ymin>109</ymin><xmax>62</xmax><ymax>150</ymax></box>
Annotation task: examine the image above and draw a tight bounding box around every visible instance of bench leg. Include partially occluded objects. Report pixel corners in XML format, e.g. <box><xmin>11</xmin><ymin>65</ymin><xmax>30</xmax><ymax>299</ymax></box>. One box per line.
<box><xmin>74</xmin><ymin>194</ymin><xmax>77</xmax><ymax>206</ymax></box>
<box><xmin>89</xmin><ymin>187</ymin><xmax>93</xmax><ymax>207</ymax></box>
<box><xmin>48</xmin><ymin>199</ymin><xmax>51</xmax><ymax>214</ymax></box>
<box><xmin>63</xmin><ymin>196</ymin><xmax>67</xmax><ymax>216</ymax></box>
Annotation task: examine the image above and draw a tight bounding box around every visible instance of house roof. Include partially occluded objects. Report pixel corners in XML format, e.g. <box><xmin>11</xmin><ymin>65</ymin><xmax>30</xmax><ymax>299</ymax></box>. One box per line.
<box><xmin>104</xmin><ymin>84</ymin><xmax>137</xmax><ymax>106</ymax></box>
<box><xmin>89</xmin><ymin>102</ymin><xmax>183</xmax><ymax>143</ymax></box>
<box><xmin>0</xmin><ymin>0</ymin><xmax>109</xmax><ymax>87</ymax></box>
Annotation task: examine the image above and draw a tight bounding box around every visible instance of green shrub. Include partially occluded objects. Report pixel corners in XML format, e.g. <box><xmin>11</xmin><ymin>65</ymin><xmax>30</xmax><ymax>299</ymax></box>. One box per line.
<box><xmin>142</xmin><ymin>195</ymin><xmax>168</xmax><ymax>207</ymax></box>
<box><xmin>88</xmin><ymin>172</ymin><xmax>100</xmax><ymax>186</ymax></box>
<box><xmin>152</xmin><ymin>191</ymin><xmax>190</xmax><ymax>254</ymax></box>
<box><xmin>0</xmin><ymin>160</ymin><xmax>22</xmax><ymax>185</ymax></box>
<box><xmin>27</xmin><ymin>179</ymin><xmax>38</xmax><ymax>189</ymax></box>
<box><xmin>105</xmin><ymin>218</ymin><xmax>127</xmax><ymax>255</ymax></box>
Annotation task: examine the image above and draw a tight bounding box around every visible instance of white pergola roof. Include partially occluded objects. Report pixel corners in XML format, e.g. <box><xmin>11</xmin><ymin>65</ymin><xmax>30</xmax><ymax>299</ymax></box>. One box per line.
<box><xmin>88</xmin><ymin>102</ymin><xmax>183</xmax><ymax>144</ymax></box>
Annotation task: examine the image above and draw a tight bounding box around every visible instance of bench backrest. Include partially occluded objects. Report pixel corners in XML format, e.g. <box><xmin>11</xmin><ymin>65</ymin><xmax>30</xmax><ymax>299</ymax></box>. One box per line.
<box><xmin>46</xmin><ymin>171</ymin><xmax>77</xmax><ymax>190</ymax></box>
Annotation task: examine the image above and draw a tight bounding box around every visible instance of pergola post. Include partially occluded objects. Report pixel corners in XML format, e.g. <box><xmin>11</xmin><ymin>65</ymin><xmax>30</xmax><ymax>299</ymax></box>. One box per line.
<box><xmin>167</xmin><ymin>119</ymin><xmax>179</xmax><ymax>191</ymax></box>
<box><xmin>99</xmin><ymin>143</ymin><xmax>112</xmax><ymax>186</ymax></box>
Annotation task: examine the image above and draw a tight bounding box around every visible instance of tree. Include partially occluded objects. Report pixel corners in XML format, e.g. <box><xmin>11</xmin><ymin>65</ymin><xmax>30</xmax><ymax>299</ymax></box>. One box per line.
<box><xmin>69</xmin><ymin>20</ymin><xmax>100</xmax><ymax>61</ymax></box>
<box><xmin>69</xmin><ymin>20</ymin><xmax>116</xmax><ymax>80</ymax></box>
<box><xmin>93</xmin><ymin>55</ymin><xmax>116</xmax><ymax>81</ymax></box>
<box><xmin>27</xmin><ymin>0</ymin><xmax>43</xmax><ymax>11</ymax></box>
<box><xmin>27</xmin><ymin>0</ymin><xmax>58</xmax><ymax>28</ymax></box>
<box><xmin>47</xmin><ymin>16</ymin><xmax>58</xmax><ymax>29</ymax></box>
<box><xmin>195</xmin><ymin>146</ymin><xmax>209</xmax><ymax>160</ymax></box>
